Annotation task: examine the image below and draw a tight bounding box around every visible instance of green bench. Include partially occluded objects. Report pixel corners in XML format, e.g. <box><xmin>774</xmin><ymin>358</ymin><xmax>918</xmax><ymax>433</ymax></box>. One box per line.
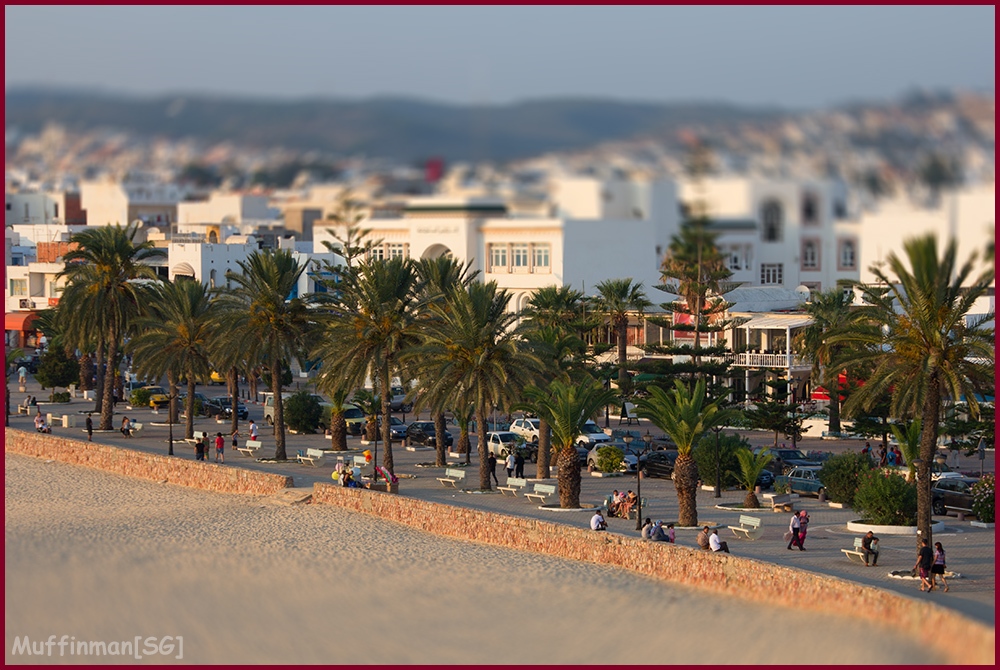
<box><xmin>438</xmin><ymin>468</ymin><xmax>466</xmax><ymax>488</ymax></box>
<box><xmin>842</xmin><ymin>537</ymin><xmax>868</xmax><ymax>564</ymax></box>
<box><xmin>498</xmin><ymin>477</ymin><xmax>528</xmax><ymax>496</ymax></box>
<box><xmin>524</xmin><ymin>483</ymin><xmax>557</xmax><ymax>504</ymax></box>
<box><xmin>730</xmin><ymin>514</ymin><xmax>763</xmax><ymax>540</ymax></box>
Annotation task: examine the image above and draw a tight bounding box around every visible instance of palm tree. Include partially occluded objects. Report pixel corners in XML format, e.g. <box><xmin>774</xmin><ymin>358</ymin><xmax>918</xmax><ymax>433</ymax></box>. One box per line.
<box><xmin>890</xmin><ymin>418</ymin><xmax>922</xmax><ymax>481</ymax></box>
<box><xmin>215</xmin><ymin>249</ymin><xmax>314</xmax><ymax>461</ymax></box>
<box><xmin>351</xmin><ymin>388</ymin><xmax>380</xmax><ymax>442</ymax></box>
<box><xmin>637</xmin><ymin>378</ymin><xmax>736</xmax><ymax>526</ymax></box>
<box><xmin>521</xmin><ymin>380</ymin><xmax>618</xmax><ymax>508</ymax></box>
<box><xmin>795</xmin><ymin>288</ymin><xmax>853</xmax><ymax>434</ymax></box>
<box><xmin>58</xmin><ymin>223</ymin><xmax>165</xmax><ymax>430</ymax></box>
<box><xmin>524</xmin><ymin>284</ymin><xmax>596</xmax><ymax>336</ymax></box>
<box><xmin>592</xmin><ymin>278</ymin><xmax>650</xmax><ymax>390</ymax></box>
<box><xmin>325</xmin><ymin>387</ymin><xmax>353</xmax><ymax>451</ymax></box>
<box><xmin>732</xmin><ymin>448</ymin><xmax>774</xmax><ymax>509</ymax></box>
<box><xmin>410</xmin><ymin>281</ymin><xmax>540</xmax><ymax>490</ymax></box>
<box><xmin>313</xmin><ymin>256</ymin><xmax>425</xmax><ymax>474</ymax></box>
<box><xmin>128</xmin><ymin>280</ymin><xmax>219</xmax><ymax>440</ymax></box>
<box><xmin>833</xmin><ymin>234</ymin><xmax>994</xmax><ymax>546</ymax></box>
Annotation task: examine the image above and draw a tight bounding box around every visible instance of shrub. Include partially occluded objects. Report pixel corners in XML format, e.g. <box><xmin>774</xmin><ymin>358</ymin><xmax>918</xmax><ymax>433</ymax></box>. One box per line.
<box><xmin>773</xmin><ymin>480</ymin><xmax>790</xmax><ymax>495</ymax></box>
<box><xmin>130</xmin><ymin>388</ymin><xmax>152</xmax><ymax>407</ymax></box>
<box><xmin>694</xmin><ymin>432</ymin><xmax>751</xmax><ymax>488</ymax></box>
<box><xmin>853</xmin><ymin>470</ymin><xmax>917</xmax><ymax>525</ymax></box>
<box><xmin>49</xmin><ymin>391</ymin><xmax>71</xmax><ymax>403</ymax></box>
<box><xmin>819</xmin><ymin>451</ymin><xmax>875</xmax><ymax>507</ymax></box>
<box><xmin>284</xmin><ymin>390</ymin><xmax>322</xmax><ymax>433</ymax></box>
<box><xmin>595</xmin><ymin>445</ymin><xmax>624</xmax><ymax>473</ymax></box>
<box><xmin>970</xmin><ymin>474</ymin><xmax>995</xmax><ymax>523</ymax></box>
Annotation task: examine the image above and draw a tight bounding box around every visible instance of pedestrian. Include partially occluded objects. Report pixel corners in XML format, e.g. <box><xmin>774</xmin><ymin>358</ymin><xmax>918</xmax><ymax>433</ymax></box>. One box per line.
<box><xmin>892</xmin><ymin>445</ymin><xmax>904</xmax><ymax>466</ymax></box>
<box><xmin>878</xmin><ymin>444</ymin><xmax>888</xmax><ymax>467</ymax></box>
<box><xmin>666</xmin><ymin>522</ymin><xmax>676</xmax><ymax>543</ymax></box>
<box><xmin>86</xmin><ymin>413</ymin><xmax>93</xmax><ymax>441</ymax></box>
<box><xmin>915</xmin><ymin>538</ymin><xmax>934</xmax><ymax>591</ymax></box>
<box><xmin>862</xmin><ymin>442</ymin><xmax>871</xmax><ymax>458</ymax></box>
<box><xmin>931</xmin><ymin>542</ymin><xmax>949</xmax><ymax>592</ymax></box>
<box><xmin>112</xmin><ymin>386</ymin><xmax>119</xmax><ymax>408</ymax></box>
<box><xmin>195</xmin><ymin>436</ymin><xmax>206</xmax><ymax>461</ymax></box>
<box><xmin>487</xmin><ymin>453</ymin><xmax>499</xmax><ymax>485</ymax></box>
<box><xmin>787</xmin><ymin>510</ymin><xmax>803</xmax><ymax>550</ymax></box>
<box><xmin>514</xmin><ymin>450</ymin><xmax>525</xmax><ymax>478</ymax></box>
<box><xmin>214</xmin><ymin>432</ymin><xmax>225</xmax><ymax>463</ymax></box>
<box><xmin>17</xmin><ymin>365</ymin><xmax>27</xmax><ymax>386</ymax></box>
<box><xmin>248</xmin><ymin>419</ymin><xmax>258</xmax><ymax>442</ymax></box>
<box><xmin>505</xmin><ymin>452</ymin><xmax>515</xmax><ymax>478</ymax></box>
<box><xmin>709</xmin><ymin>528</ymin><xmax>731</xmax><ymax>554</ymax></box>
<box><xmin>231</xmin><ymin>428</ymin><xmax>239</xmax><ymax>452</ymax></box>
<box><xmin>797</xmin><ymin>510</ymin><xmax>810</xmax><ymax>550</ymax></box>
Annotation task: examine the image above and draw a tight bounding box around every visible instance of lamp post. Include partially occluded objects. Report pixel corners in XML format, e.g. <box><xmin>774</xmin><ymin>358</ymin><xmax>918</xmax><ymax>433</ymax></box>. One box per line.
<box><xmin>167</xmin><ymin>392</ymin><xmax>178</xmax><ymax>456</ymax></box>
<box><xmin>373</xmin><ymin>404</ymin><xmax>379</xmax><ymax>483</ymax></box>
<box><xmin>711</xmin><ymin>425</ymin><xmax>724</xmax><ymax>498</ymax></box>
<box><xmin>790</xmin><ymin>388</ymin><xmax>797</xmax><ymax>452</ymax></box>
<box><xmin>604</xmin><ymin>377</ymin><xmax>610</xmax><ymax>428</ymax></box>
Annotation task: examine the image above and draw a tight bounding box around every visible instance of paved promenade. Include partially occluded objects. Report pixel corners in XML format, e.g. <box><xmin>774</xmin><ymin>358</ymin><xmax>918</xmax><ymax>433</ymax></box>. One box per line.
<box><xmin>8</xmin><ymin>378</ymin><xmax>995</xmax><ymax>627</ymax></box>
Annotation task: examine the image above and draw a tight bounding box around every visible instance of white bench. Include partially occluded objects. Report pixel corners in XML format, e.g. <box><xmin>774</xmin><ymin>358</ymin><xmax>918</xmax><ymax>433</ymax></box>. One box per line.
<box><xmin>185</xmin><ymin>430</ymin><xmax>208</xmax><ymax>445</ymax></box>
<box><xmin>497</xmin><ymin>477</ymin><xmax>528</xmax><ymax>496</ymax></box>
<box><xmin>17</xmin><ymin>405</ymin><xmax>30</xmax><ymax>415</ymax></box>
<box><xmin>524</xmin><ymin>483</ymin><xmax>557</xmax><ymax>504</ymax></box>
<box><xmin>437</xmin><ymin>468</ymin><xmax>466</xmax><ymax>488</ymax></box>
<box><xmin>236</xmin><ymin>439</ymin><xmax>263</xmax><ymax>458</ymax></box>
<box><xmin>842</xmin><ymin>537</ymin><xmax>868</xmax><ymax>564</ymax></box>
<box><xmin>730</xmin><ymin>514</ymin><xmax>763</xmax><ymax>540</ymax></box>
<box><xmin>297</xmin><ymin>448</ymin><xmax>327</xmax><ymax>467</ymax></box>
<box><xmin>353</xmin><ymin>455</ymin><xmax>374</xmax><ymax>477</ymax></box>
<box><xmin>128</xmin><ymin>422</ymin><xmax>144</xmax><ymax>437</ymax></box>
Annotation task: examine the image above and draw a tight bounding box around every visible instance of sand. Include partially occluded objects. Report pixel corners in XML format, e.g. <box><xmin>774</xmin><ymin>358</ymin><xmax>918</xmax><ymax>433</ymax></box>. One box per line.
<box><xmin>5</xmin><ymin>454</ymin><xmax>945</xmax><ymax>665</ymax></box>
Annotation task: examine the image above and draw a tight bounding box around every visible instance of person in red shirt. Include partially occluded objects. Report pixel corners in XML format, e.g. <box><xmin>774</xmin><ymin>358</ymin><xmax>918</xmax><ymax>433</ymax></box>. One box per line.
<box><xmin>214</xmin><ymin>432</ymin><xmax>225</xmax><ymax>463</ymax></box>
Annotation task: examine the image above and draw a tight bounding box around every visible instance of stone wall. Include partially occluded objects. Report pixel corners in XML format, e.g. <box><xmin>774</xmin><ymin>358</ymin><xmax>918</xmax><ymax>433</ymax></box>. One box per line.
<box><xmin>5</xmin><ymin>429</ymin><xmax>292</xmax><ymax>495</ymax></box>
<box><xmin>313</xmin><ymin>482</ymin><xmax>993</xmax><ymax>665</ymax></box>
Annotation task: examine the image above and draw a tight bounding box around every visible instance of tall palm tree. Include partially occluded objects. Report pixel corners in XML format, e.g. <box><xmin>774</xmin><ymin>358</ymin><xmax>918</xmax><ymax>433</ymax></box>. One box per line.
<box><xmin>592</xmin><ymin>278</ymin><xmax>650</xmax><ymax>390</ymax></box>
<box><xmin>833</xmin><ymin>234</ymin><xmax>994</xmax><ymax>546</ymax></box>
<box><xmin>128</xmin><ymin>280</ymin><xmax>219</xmax><ymax>440</ymax></box>
<box><xmin>524</xmin><ymin>284</ymin><xmax>596</xmax><ymax>336</ymax></box>
<box><xmin>58</xmin><ymin>223</ymin><xmax>165</xmax><ymax>430</ymax></box>
<box><xmin>313</xmin><ymin>256</ymin><xmax>425</xmax><ymax>475</ymax></box>
<box><xmin>637</xmin><ymin>378</ymin><xmax>736</xmax><ymax>526</ymax></box>
<box><xmin>215</xmin><ymin>249</ymin><xmax>314</xmax><ymax>461</ymax></box>
<box><xmin>410</xmin><ymin>281</ymin><xmax>540</xmax><ymax>490</ymax></box>
<box><xmin>325</xmin><ymin>387</ymin><xmax>353</xmax><ymax>451</ymax></box>
<box><xmin>795</xmin><ymin>288</ymin><xmax>853</xmax><ymax>434</ymax></box>
<box><xmin>521</xmin><ymin>380</ymin><xmax>618</xmax><ymax>508</ymax></box>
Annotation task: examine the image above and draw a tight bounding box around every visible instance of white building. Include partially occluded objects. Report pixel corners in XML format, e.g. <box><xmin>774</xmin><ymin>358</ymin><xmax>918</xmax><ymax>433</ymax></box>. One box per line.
<box><xmin>80</xmin><ymin>176</ymin><xmax>183</xmax><ymax>231</ymax></box>
<box><xmin>176</xmin><ymin>192</ymin><xmax>279</xmax><ymax>243</ymax></box>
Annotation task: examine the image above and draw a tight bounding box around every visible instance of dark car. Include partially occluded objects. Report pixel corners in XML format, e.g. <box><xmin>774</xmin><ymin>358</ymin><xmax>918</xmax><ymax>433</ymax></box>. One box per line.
<box><xmin>756</xmin><ymin>469</ymin><xmax>775</xmax><ymax>489</ymax></box>
<box><xmin>204</xmin><ymin>397</ymin><xmax>249</xmax><ymax>420</ymax></box>
<box><xmin>641</xmin><ymin>450</ymin><xmax>677</xmax><ymax>479</ymax></box>
<box><xmin>377</xmin><ymin>415</ymin><xmax>408</xmax><ymax>440</ymax></box>
<box><xmin>405</xmin><ymin>421</ymin><xmax>453</xmax><ymax>447</ymax></box>
<box><xmin>931</xmin><ymin>476</ymin><xmax>978</xmax><ymax>516</ymax></box>
<box><xmin>754</xmin><ymin>447</ymin><xmax>821</xmax><ymax>475</ymax></box>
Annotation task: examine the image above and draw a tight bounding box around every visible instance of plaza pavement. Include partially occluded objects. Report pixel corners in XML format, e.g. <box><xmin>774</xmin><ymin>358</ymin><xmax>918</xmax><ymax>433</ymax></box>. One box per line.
<box><xmin>7</xmin><ymin>376</ymin><xmax>995</xmax><ymax>627</ymax></box>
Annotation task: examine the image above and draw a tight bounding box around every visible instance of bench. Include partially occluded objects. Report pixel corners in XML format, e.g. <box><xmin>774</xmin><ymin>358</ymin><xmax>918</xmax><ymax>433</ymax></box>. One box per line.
<box><xmin>944</xmin><ymin>505</ymin><xmax>972</xmax><ymax>521</ymax></box>
<box><xmin>437</xmin><ymin>468</ymin><xmax>466</xmax><ymax>488</ymax></box>
<box><xmin>128</xmin><ymin>422</ymin><xmax>144</xmax><ymax>437</ymax></box>
<box><xmin>353</xmin><ymin>455</ymin><xmax>374</xmax><ymax>477</ymax></box>
<box><xmin>524</xmin><ymin>483</ymin><xmax>557</xmax><ymax>504</ymax></box>
<box><xmin>730</xmin><ymin>514</ymin><xmax>763</xmax><ymax>540</ymax></box>
<box><xmin>236</xmin><ymin>439</ymin><xmax>263</xmax><ymax>458</ymax></box>
<box><xmin>297</xmin><ymin>448</ymin><xmax>327</xmax><ymax>467</ymax></box>
<box><xmin>497</xmin><ymin>477</ymin><xmax>528</xmax><ymax>496</ymax></box>
<box><xmin>768</xmin><ymin>493</ymin><xmax>795</xmax><ymax>513</ymax></box>
<box><xmin>185</xmin><ymin>430</ymin><xmax>208</xmax><ymax>445</ymax></box>
<box><xmin>17</xmin><ymin>405</ymin><xmax>30</xmax><ymax>415</ymax></box>
<box><xmin>842</xmin><ymin>537</ymin><xmax>869</xmax><ymax>564</ymax></box>
<box><xmin>623</xmin><ymin>497</ymin><xmax>648</xmax><ymax>520</ymax></box>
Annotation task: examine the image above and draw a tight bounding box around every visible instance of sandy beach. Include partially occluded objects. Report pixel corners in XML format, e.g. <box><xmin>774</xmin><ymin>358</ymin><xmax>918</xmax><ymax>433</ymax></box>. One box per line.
<box><xmin>4</xmin><ymin>453</ymin><xmax>948</xmax><ymax>665</ymax></box>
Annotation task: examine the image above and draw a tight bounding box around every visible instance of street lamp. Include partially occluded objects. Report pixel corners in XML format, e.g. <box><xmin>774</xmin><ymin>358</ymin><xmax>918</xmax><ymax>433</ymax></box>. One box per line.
<box><xmin>790</xmin><ymin>388</ymin><xmax>797</xmax><ymax>452</ymax></box>
<box><xmin>167</xmin><ymin>391</ymin><xmax>178</xmax><ymax>456</ymax></box>
<box><xmin>373</xmin><ymin>403</ymin><xmax>380</xmax><ymax>483</ymax></box>
<box><xmin>711</xmin><ymin>425</ymin><xmax>724</xmax><ymax>498</ymax></box>
<box><xmin>621</xmin><ymin>433</ymin><xmax>638</xmax><ymax>530</ymax></box>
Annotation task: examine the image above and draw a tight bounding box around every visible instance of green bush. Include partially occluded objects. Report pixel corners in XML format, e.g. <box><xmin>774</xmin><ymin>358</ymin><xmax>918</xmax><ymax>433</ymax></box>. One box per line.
<box><xmin>970</xmin><ymin>474</ymin><xmax>995</xmax><ymax>523</ymax></box>
<box><xmin>853</xmin><ymin>470</ymin><xmax>917</xmax><ymax>525</ymax></box>
<box><xmin>818</xmin><ymin>451</ymin><xmax>875</xmax><ymax>507</ymax></box>
<box><xmin>284</xmin><ymin>390</ymin><xmax>322</xmax><ymax>433</ymax></box>
<box><xmin>49</xmin><ymin>391</ymin><xmax>71</xmax><ymax>403</ymax></box>
<box><xmin>130</xmin><ymin>388</ymin><xmax>152</xmax><ymax>407</ymax></box>
<box><xmin>595</xmin><ymin>445</ymin><xmax>624</xmax><ymax>473</ymax></box>
<box><xmin>694</xmin><ymin>432</ymin><xmax>752</xmax><ymax>488</ymax></box>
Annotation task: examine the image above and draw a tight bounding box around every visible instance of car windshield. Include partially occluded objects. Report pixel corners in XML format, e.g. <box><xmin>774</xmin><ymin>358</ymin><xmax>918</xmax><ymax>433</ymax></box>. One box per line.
<box><xmin>414</xmin><ymin>423</ymin><xmax>432</xmax><ymax>430</ymax></box>
<box><xmin>343</xmin><ymin>409</ymin><xmax>365</xmax><ymax>419</ymax></box>
<box><xmin>582</xmin><ymin>422</ymin><xmax>600</xmax><ymax>433</ymax></box>
<box><xmin>526</xmin><ymin>419</ymin><xmax>539</xmax><ymax>428</ymax></box>
<box><xmin>497</xmin><ymin>434</ymin><xmax>517</xmax><ymax>443</ymax></box>
<box><xmin>779</xmin><ymin>450</ymin><xmax>808</xmax><ymax>459</ymax></box>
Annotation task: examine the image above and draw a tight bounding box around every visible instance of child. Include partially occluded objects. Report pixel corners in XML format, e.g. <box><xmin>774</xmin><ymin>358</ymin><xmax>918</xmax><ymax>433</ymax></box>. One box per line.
<box><xmin>195</xmin><ymin>437</ymin><xmax>206</xmax><ymax>461</ymax></box>
<box><xmin>931</xmin><ymin>542</ymin><xmax>949</xmax><ymax>592</ymax></box>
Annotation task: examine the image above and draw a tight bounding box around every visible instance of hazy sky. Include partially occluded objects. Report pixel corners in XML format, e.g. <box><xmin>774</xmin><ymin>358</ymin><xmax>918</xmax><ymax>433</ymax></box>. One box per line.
<box><xmin>5</xmin><ymin>5</ymin><xmax>995</xmax><ymax>109</ymax></box>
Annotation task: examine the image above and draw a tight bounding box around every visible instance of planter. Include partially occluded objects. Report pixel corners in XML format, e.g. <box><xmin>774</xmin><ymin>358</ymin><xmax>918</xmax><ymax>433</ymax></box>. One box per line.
<box><xmin>970</xmin><ymin>521</ymin><xmax>994</xmax><ymax>529</ymax></box>
<box><xmin>367</xmin><ymin>482</ymin><xmax>398</xmax><ymax>494</ymax></box>
<box><xmin>591</xmin><ymin>471</ymin><xmax>623</xmax><ymax>478</ymax></box>
<box><xmin>846</xmin><ymin>519</ymin><xmax>945</xmax><ymax>536</ymax></box>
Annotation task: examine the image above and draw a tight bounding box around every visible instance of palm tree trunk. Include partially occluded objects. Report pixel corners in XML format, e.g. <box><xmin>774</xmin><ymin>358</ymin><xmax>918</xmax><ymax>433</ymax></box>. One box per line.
<box><xmin>185</xmin><ymin>376</ymin><xmax>196</xmax><ymax>439</ymax></box>
<box><xmin>271</xmin><ymin>359</ymin><xmax>287</xmax><ymax>461</ymax></box>
<box><xmin>536</xmin><ymin>418</ymin><xmax>552</xmax><ymax>479</ymax></box>
<box><xmin>380</xmin><ymin>367</ymin><xmax>394</xmax><ymax>476</ymax></box>
<box><xmin>826</xmin><ymin>368</ymin><xmax>841</xmax><ymax>434</ymax></box>
<box><xmin>99</xmin><ymin>329</ymin><xmax>118</xmax><ymax>430</ymax></box>
<box><xmin>556</xmin><ymin>443</ymin><xmax>581</xmax><ymax>508</ymax></box>
<box><xmin>228</xmin><ymin>366</ymin><xmax>239</xmax><ymax>436</ymax></box>
<box><xmin>168</xmin><ymin>371</ymin><xmax>179</xmax><ymax>425</ymax></box>
<box><xmin>457</xmin><ymin>426</ymin><xmax>470</xmax><ymax>462</ymax></box>
<box><xmin>675</xmin><ymin>453</ymin><xmax>699</xmax><ymax>527</ymax></box>
<box><xmin>617</xmin><ymin>319</ymin><xmax>628</xmax><ymax>389</ymax></box>
<box><xmin>917</xmin><ymin>373</ymin><xmax>940</xmax><ymax>548</ymax></box>
<box><xmin>330</xmin><ymin>414</ymin><xmax>347</xmax><ymax>451</ymax></box>
<box><xmin>434</xmin><ymin>411</ymin><xmax>447</xmax><ymax>468</ymax></box>
<box><xmin>93</xmin><ymin>341</ymin><xmax>105</xmax><ymax>414</ymax></box>
<box><xmin>476</xmin><ymin>404</ymin><xmax>490</xmax><ymax>490</ymax></box>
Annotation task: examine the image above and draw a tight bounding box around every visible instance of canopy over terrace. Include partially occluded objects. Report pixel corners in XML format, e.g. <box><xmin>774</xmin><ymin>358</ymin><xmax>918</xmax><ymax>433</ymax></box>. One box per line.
<box><xmin>725</xmin><ymin>312</ymin><xmax>814</xmax><ymax>403</ymax></box>
<box><xmin>5</xmin><ymin>311</ymin><xmax>38</xmax><ymax>349</ymax></box>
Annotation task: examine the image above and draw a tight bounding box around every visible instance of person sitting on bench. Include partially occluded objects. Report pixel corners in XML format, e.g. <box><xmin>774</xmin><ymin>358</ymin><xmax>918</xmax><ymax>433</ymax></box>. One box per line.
<box><xmin>34</xmin><ymin>411</ymin><xmax>51</xmax><ymax>433</ymax></box>
<box><xmin>709</xmin><ymin>528</ymin><xmax>731</xmax><ymax>554</ymax></box>
<box><xmin>861</xmin><ymin>530</ymin><xmax>880</xmax><ymax>567</ymax></box>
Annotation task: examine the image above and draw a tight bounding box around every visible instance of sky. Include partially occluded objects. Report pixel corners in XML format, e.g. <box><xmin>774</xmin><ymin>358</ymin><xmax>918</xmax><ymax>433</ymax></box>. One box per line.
<box><xmin>5</xmin><ymin>5</ymin><xmax>995</xmax><ymax>110</ymax></box>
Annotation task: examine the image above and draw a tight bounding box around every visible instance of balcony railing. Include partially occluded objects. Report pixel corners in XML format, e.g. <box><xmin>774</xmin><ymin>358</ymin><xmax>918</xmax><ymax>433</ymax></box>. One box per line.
<box><xmin>722</xmin><ymin>352</ymin><xmax>811</xmax><ymax>369</ymax></box>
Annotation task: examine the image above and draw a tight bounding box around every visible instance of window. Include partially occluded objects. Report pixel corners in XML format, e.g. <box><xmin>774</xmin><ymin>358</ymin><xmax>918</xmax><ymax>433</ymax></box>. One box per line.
<box><xmin>386</xmin><ymin>243</ymin><xmax>405</xmax><ymax>259</ymax></box>
<box><xmin>532</xmin><ymin>243</ymin><xmax>550</xmax><ymax>270</ymax></box>
<box><xmin>802</xmin><ymin>240</ymin><xmax>819</xmax><ymax>269</ymax></box>
<box><xmin>209</xmin><ymin>269</ymin><xmax>217</xmax><ymax>288</ymax></box>
<box><xmin>54</xmin><ymin>203</ymin><xmax>59</xmax><ymax>218</ymax></box>
<box><xmin>10</xmin><ymin>279</ymin><xmax>27</xmax><ymax>296</ymax></box>
<box><xmin>489</xmin><ymin>243</ymin><xmax>507</xmax><ymax>271</ymax></box>
<box><xmin>801</xmin><ymin>192</ymin><xmax>818</xmax><ymax>224</ymax></box>
<box><xmin>760</xmin><ymin>263</ymin><xmax>783</xmax><ymax>285</ymax></box>
<box><xmin>369</xmin><ymin>246</ymin><xmax>384</xmax><ymax>262</ymax></box>
<box><xmin>839</xmin><ymin>240</ymin><xmax>856</xmax><ymax>268</ymax></box>
<box><xmin>511</xmin><ymin>243</ymin><xmax>530</xmax><ymax>270</ymax></box>
<box><xmin>727</xmin><ymin>247</ymin><xmax>742</xmax><ymax>271</ymax></box>
<box><xmin>761</xmin><ymin>200</ymin><xmax>783</xmax><ymax>242</ymax></box>
<box><xmin>49</xmin><ymin>280</ymin><xmax>61</xmax><ymax>297</ymax></box>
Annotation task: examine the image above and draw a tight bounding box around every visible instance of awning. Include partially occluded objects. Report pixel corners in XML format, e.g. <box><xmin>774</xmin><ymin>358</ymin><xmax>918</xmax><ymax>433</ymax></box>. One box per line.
<box><xmin>5</xmin><ymin>312</ymin><xmax>37</xmax><ymax>331</ymax></box>
<box><xmin>738</xmin><ymin>314</ymin><xmax>814</xmax><ymax>330</ymax></box>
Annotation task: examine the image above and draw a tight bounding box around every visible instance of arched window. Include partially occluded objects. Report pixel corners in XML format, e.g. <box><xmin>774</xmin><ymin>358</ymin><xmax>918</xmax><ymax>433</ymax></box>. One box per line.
<box><xmin>802</xmin><ymin>192</ymin><xmax>819</xmax><ymax>224</ymax></box>
<box><xmin>802</xmin><ymin>240</ymin><xmax>818</xmax><ymax>269</ymax></box>
<box><xmin>839</xmin><ymin>239</ymin><xmax>856</xmax><ymax>269</ymax></box>
<box><xmin>209</xmin><ymin>269</ymin><xmax>217</xmax><ymax>288</ymax></box>
<box><xmin>761</xmin><ymin>200</ymin><xmax>783</xmax><ymax>242</ymax></box>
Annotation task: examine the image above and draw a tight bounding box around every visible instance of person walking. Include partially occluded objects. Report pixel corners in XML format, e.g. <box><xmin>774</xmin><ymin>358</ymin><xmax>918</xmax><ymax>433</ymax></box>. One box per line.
<box><xmin>505</xmin><ymin>452</ymin><xmax>515</xmax><ymax>478</ymax></box>
<box><xmin>17</xmin><ymin>365</ymin><xmax>27</xmax><ymax>387</ymax></box>
<box><xmin>787</xmin><ymin>510</ymin><xmax>803</xmax><ymax>550</ymax></box>
<box><xmin>931</xmin><ymin>542</ymin><xmax>949</xmax><ymax>592</ymax></box>
<box><xmin>195</xmin><ymin>436</ymin><xmax>206</xmax><ymax>461</ymax></box>
<box><xmin>249</xmin><ymin>419</ymin><xmax>258</xmax><ymax>442</ymax></box>
<box><xmin>915</xmin><ymin>538</ymin><xmax>934</xmax><ymax>592</ymax></box>
<box><xmin>214</xmin><ymin>432</ymin><xmax>225</xmax><ymax>463</ymax></box>
<box><xmin>85</xmin><ymin>413</ymin><xmax>93</xmax><ymax>441</ymax></box>
<box><xmin>514</xmin><ymin>450</ymin><xmax>525</xmax><ymax>479</ymax></box>
<box><xmin>231</xmin><ymin>428</ymin><xmax>239</xmax><ymax>453</ymax></box>
<box><xmin>797</xmin><ymin>510</ymin><xmax>810</xmax><ymax>550</ymax></box>
<box><xmin>487</xmin><ymin>453</ymin><xmax>499</xmax><ymax>485</ymax></box>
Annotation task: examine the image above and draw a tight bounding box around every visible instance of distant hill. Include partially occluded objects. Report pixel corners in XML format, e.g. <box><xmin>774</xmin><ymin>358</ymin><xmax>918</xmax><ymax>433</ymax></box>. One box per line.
<box><xmin>4</xmin><ymin>87</ymin><xmax>789</xmax><ymax>163</ymax></box>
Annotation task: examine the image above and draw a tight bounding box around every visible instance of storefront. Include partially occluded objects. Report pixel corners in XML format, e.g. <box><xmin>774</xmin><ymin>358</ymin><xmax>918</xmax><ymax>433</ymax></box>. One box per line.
<box><xmin>4</xmin><ymin>311</ymin><xmax>39</xmax><ymax>350</ymax></box>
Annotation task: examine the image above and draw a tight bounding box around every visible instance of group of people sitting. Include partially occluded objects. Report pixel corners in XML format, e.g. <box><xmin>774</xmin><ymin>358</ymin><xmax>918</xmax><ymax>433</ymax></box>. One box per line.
<box><xmin>696</xmin><ymin>526</ymin><xmax>731</xmax><ymax>554</ymax></box>
<box><xmin>641</xmin><ymin>518</ymin><xmax>675</xmax><ymax>543</ymax></box>
<box><xmin>608</xmin><ymin>489</ymin><xmax>638</xmax><ymax>519</ymax></box>
<box><xmin>33</xmin><ymin>410</ymin><xmax>51</xmax><ymax>433</ymax></box>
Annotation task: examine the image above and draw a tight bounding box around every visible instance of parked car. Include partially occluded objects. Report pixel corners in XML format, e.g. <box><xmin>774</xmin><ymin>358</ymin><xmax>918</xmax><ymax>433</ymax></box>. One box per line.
<box><xmin>510</xmin><ymin>417</ymin><xmax>544</xmax><ymax>442</ymax></box>
<box><xmin>576</xmin><ymin>421</ymin><xmax>611</xmax><ymax>445</ymax></box>
<box><xmin>754</xmin><ymin>447</ymin><xmax>821</xmax><ymax>475</ymax></box>
<box><xmin>755</xmin><ymin>469</ymin><xmax>775</xmax><ymax>489</ymax></box>
<box><xmin>209</xmin><ymin>370</ymin><xmax>226</xmax><ymax>385</ymax></box>
<box><xmin>139</xmin><ymin>385</ymin><xmax>170</xmax><ymax>410</ymax></box>
<box><xmin>931</xmin><ymin>476</ymin><xmax>979</xmax><ymax>516</ymax></box>
<box><xmin>376</xmin><ymin>415</ymin><xmax>408</xmax><ymax>440</ymax></box>
<box><xmin>178</xmin><ymin>392</ymin><xmax>212</xmax><ymax>416</ymax></box>
<box><xmin>203</xmin><ymin>397</ymin><xmax>249</xmax><ymax>420</ymax></box>
<box><xmin>889</xmin><ymin>460</ymin><xmax>962</xmax><ymax>483</ymax></box>
<box><xmin>485</xmin><ymin>431</ymin><xmax>527</xmax><ymax>458</ymax></box>
<box><xmin>405</xmin><ymin>421</ymin><xmax>453</xmax><ymax>447</ymax></box>
<box><xmin>389</xmin><ymin>386</ymin><xmax>413</xmax><ymax>413</ymax></box>
<box><xmin>784</xmin><ymin>466</ymin><xmax>826</xmax><ymax>497</ymax></box>
<box><xmin>640</xmin><ymin>450</ymin><xmax>678</xmax><ymax>479</ymax></box>
<box><xmin>586</xmin><ymin>441</ymin><xmax>641</xmax><ymax>472</ymax></box>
